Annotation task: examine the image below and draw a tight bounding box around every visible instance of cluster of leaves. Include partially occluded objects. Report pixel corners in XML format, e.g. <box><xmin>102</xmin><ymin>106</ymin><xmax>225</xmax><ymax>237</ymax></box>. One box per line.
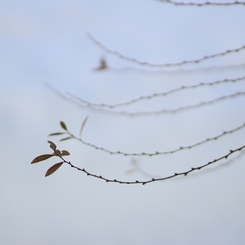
<box><xmin>31</xmin><ymin>139</ymin><xmax>70</xmax><ymax>177</ymax></box>
<box><xmin>31</xmin><ymin>119</ymin><xmax>88</xmax><ymax>177</ymax></box>
<box><xmin>49</xmin><ymin>118</ymin><xmax>88</xmax><ymax>140</ymax></box>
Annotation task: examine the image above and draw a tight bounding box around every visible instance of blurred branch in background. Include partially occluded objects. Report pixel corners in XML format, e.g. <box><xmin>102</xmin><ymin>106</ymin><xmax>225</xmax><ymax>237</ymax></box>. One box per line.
<box><xmin>155</xmin><ymin>0</ymin><xmax>245</xmax><ymax>7</ymax></box>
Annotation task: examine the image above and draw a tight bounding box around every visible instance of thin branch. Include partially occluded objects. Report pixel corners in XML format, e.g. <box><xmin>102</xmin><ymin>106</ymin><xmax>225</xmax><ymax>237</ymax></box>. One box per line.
<box><xmin>61</xmin><ymin>122</ymin><xmax>245</xmax><ymax>157</ymax></box>
<box><xmin>155</xmin><ymin>0</ymin><xmax>245</xmax><ymax>6</ymax></box>
<box><xmin>188</xmin><ymin>148</ymin><xmax>245</xmax><ymax>177</ymax></box>
<box><xmin>88</xmin><ymin>33</ymin><xmax>245</xmax><ymax>68</ymax></box>
<box><xmin>60</xmin><ymin>144</ymin><xmax>245</xmax><ymax>185</ymax></box>
<box><xmin>47</xmin><ymin>83</ymin><xmax>245</xmax><ymax>116</ymax></box>
<box><xmin>68</xmin><ymin>91</ymin><xmax>245</xmax><ymax>116</ymax></box>
<box><xmin>67</xmin><ymin>76</ymin><xmax>245</xmax><ymax>109</ymax></box>
<box><xmin>93</xmin><ymin>63</ymin><xmax>245</xmax><ymax>74</ymax></box>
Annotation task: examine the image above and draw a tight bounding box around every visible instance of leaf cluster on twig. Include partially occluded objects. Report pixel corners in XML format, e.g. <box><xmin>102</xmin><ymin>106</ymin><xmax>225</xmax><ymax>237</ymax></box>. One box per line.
<box><xmin>31</xmin><ymin>139</ymin><xmax>70</xmax><ymax>177</ymax></box>
<box><xmin>31</xmin><ymin>117</ymin><xmax>245</xmax><ymax>184</ymax></box>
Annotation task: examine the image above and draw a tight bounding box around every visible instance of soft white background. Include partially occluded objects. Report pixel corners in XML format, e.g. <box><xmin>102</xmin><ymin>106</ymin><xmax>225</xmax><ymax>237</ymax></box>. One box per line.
<box><xmin>1</xmin><ymin>0</ymin><xmax>245</xmax><ymax>244</ymax></box>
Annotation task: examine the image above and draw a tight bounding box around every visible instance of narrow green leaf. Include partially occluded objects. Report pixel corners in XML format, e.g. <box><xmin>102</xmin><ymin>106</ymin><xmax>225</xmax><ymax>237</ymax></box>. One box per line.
<box><xmin>80</xmin><ymin>116</ymin><xmax>89</xmax><ymax>138</ymax></box>
<box><xmin>59</xmin><ymin>137</ymin><xmax>72</xmax><ymax>142</ymax></box>
<box><xmin>49</xmin><ymin>132</ymin><xmax>66</xmax><ymax>136</ymax></box>
<box><xmin>60</xmin><ymin>121</ymin><xmax>68</xmax><ymax>131</ymax></box>
<box><xmin>31</xmin><ymin>154</ymin><xmax>54</xmax><ymax>164</ymax></box>
<box><xmin>61</xmin><ymin>150</ymin><xmax>70</xmax><ymax>156</ymax></box>
<box><xmin>45</xmin><ymin>162</ymin><xmax>63</xmax><ymax>177</ymax></box>
<box><xmin>47</xmin><ymin>140</ymin><xmax>56</xmax><ymax>151</ymax></box>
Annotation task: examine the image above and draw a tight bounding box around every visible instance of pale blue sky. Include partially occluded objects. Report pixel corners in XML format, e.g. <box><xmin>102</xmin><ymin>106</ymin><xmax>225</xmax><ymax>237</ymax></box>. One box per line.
<box><xmin>1</xmin><ymin>1</ymin><xmax>245</xmax><ymax>244</ymax></box>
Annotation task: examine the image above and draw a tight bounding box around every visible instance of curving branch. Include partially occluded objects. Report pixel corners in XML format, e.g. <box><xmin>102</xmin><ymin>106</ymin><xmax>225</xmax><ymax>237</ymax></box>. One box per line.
<box><xmin>59</xmin><ymin>144</ymin><xmax>245</xmax><ymax>185</ymax></box>
<box><xmin>93</xmin><ymin>63</ymin><xmax>245</xmax><ymax>74</ymax></box>
<box><xmin>155</xmin><ymin>0</ymin><xmax>245</xmax><ymax>6</ymax></box>
<box><xmin>88</xmin><ymin>33</ymin><xmax>245</xmax><ymax>68</ymax></box>
<box><xmin>50</xmin><ymin>121</ymin><xmax>245</xmax><ymax>157</ymax></box>
<box><xmin>67</xmin><ymin>91</ymin><xmax>245</xmax><ymax>116</ymax></box>
<box><xmin>67</xmin><ymin>76</ymin><xmax>245</xmax><ymax>109</ymax></box>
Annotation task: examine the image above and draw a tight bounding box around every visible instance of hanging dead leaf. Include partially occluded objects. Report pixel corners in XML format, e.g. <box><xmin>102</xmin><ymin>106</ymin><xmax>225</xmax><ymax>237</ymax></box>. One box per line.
<box><xmin>45</xmin><ymin>162</ymin><xmax>63</xmax><ymax>177</ymax></box>
<box><xmin>31</xmin><ymin>154</ymin><xmax>54</xmax><ymax>164</ymax></box>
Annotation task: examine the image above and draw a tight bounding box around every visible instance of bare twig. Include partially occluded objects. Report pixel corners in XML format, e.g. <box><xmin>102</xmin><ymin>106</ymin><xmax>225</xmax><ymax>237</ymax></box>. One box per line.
<box><xmin>67</xmin><ymin>91</ymin><xmax>245</xmax><ymax>116</ymax></box>
<box><xmin>88</xmin><ymin>33</ymin><xmax>245</xmax><ymax>68</ymax></box>
<box><xmin>67</xmin><ymin>76</ymin><xmax>245</xmax><ymax>109</ymax></box>
<box><xmin>53</xmin><ymin>121</ymin><xmax>245</xmax><ymax>157</ymax></box>
<box><xmin>156</xmin><ymin>0</ymin><xmax>245</xmax><ymax>6</ymax></box>
<box><xmin>60</xmin><ymin>144</ymin><xmax>245</xmax><ymax>185</ymax></box>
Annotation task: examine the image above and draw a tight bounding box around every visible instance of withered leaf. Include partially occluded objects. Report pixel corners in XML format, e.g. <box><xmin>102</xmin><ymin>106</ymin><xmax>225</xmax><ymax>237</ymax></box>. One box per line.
<box><xmin>54</xmin><ymin>149</ymin><xmax>61</xmax><ymax>156</ymax></box>
<box><xmin>31</xmin><ymin>154</ymin><xmax>54</xmax><ymax>164</ymax></box>
<box><xmin>61</xmin><ymin>150</ymin><xmax>70</xmax><ymax>156</ymax></box>
<box><xmin>48</xmin><ymin>140</ymin><xmax>56</xmax><ymax>151</ymax></box>
<box><xmin>45</xmin><ymin>162</ymin><xmax>63</xmax><ymax>177</ymax></box>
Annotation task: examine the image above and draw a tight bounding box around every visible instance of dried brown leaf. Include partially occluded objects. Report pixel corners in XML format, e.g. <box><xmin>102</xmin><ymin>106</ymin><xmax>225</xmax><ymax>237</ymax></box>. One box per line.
<box><xmin>54</xmin><ymin>149</ymin><xmax>61</xmax><ymax>156</ymax></box>
<box><xmin>45</xmin><ymin>162</ymin><xmax>63</xmax><ymax>177</ymax></box>
<box><xmin>31</xmin><ymin>154</ymin><xmax>54</xmax><ymax>164</ymax></box>
<box><xmin>61</xmin><ymin>150</ymin><xmax>70</xmax><ymax>156</ymax></box>
<box><xmin>48</xmin><ymin>140</ymin><xmax>56</xmax><ymax>151</ymax></box>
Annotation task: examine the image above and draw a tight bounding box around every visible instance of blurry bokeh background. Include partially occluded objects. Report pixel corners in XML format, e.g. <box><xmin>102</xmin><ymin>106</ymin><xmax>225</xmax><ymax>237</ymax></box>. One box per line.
<box><xmin>1</xmin><ymin>0</ymin><xmax>245</xmax><ymax>244</ymax></box>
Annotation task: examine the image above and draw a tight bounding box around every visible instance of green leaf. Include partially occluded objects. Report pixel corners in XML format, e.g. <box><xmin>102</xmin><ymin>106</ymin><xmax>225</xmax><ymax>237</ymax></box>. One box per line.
<box><xmin>80</xmin><ymin>116</ymin><xmax>89</xmax><ymax>138</ymax></box>
<box><xmin>47</xmin><ymin>140</ymin><xmax>56</xmax><ymax>151</ymax></box>
<box><xmin>45</xmin><ymin>162</ymin><xmax>63</xmax><ymax>177</ymax></box>
<box><xmin>31</xmin><ymin>154</ymin><xmax>54</xmax><ymax>164</ymax></box>
<box><xmin>60</xmin><ymin>121</ymin><xmax>68</xmax><ymax>131</ymax></box>
<box><xmin>49</xmin><ymin>132</ymin><xmax>66</xmax><ymax>136</ymax></box>
<box><xmin>61</xmin><ymin>150</ymin><xmax>70</xmax><ymax>156</ymax></box>
<box><xmin>59</xmin><ymin>137</ymin><xmax>72</xmax><ymax>142</ymax></box>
